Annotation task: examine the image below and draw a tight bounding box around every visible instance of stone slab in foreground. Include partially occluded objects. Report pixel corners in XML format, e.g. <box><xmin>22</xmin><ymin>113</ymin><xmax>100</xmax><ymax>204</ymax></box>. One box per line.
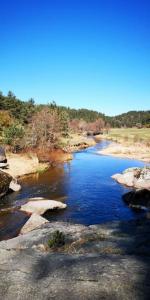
<box><xmin>0</xmin><ymin>220</ymin><xmax>150</xmax><ymax>299</ymax></box>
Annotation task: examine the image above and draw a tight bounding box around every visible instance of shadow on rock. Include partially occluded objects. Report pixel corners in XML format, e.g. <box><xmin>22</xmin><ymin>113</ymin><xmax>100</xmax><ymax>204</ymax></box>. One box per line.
<box><xmin>122</xmin><ymin>189</ymin><xmax>150</xmax><ymax>210</ymax></box>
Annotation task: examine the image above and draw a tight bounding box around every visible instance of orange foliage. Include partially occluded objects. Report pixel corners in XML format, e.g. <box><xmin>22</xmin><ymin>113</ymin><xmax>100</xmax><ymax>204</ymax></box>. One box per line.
<box><xmin>0</xmin><ymin>110</ymin><xmax>13</xmax><ymax>128</ymax></box>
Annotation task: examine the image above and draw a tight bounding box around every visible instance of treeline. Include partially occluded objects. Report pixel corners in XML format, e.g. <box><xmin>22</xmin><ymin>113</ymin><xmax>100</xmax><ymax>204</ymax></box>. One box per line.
<box><xmin>0</xmin><ymin>91</ymin><xmax>106</xmax><ymax>124</ymax></box>
<box><xmin>0</xmin><ymin>91</ymin><xmax>107</xmax><ymax>151</ymax></box>
<box><xmin>56</xmin><ymin>106</ymin><xmax>105</xmax><ymax>122</ymax></box>
<box><xmin>107</xmin><ymin>111</ymin><xmax>150</xmax><ymax>128</ymax></box>
<box><xmin>0</xmin><ymin>90</ymin><xmax>149</xmax><ymax>150</ymax></box>
<box><xmin>0</xmin><ymin>91</ymin><xmax>149</xmax><ymax>128</ymax></box>
<box><xmin>0</xmin><ymin>91</ymin><xmax>35</xmax><ymax>124</ymax></box>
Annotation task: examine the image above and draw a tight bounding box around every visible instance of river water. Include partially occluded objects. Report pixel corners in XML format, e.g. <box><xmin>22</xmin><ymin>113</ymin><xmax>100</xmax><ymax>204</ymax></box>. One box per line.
<box><xmin>0</xmin><ymin>141</ymin><xmax>147</xmax><ymax>240</ymax></box>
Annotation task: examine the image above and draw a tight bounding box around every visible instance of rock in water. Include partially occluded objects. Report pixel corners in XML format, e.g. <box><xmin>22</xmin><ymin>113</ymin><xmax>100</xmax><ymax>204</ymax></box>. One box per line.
<box><xmin>20</xmin><ymin>213</ymin><xmax>49</xmax><ymax>235</ymax></box>
<box><xmin>0</xmin><ymin>170</ymin><xmax>21</xmax><ymax>198</ymax></box>
<box><xmin>123</xmin><ymin>189</ymin><xmax>150</xmax><ymax>209</ymax></box>
<box><xmin>20</xmin><ymin>198</ymin><xmax>67</xmax><ymax>215</ymax></box>
<box><xmin>0</xmin><ymin>170</ymin><xmax>12</xmax><ymax>198</ymax></box>
<box><xmin>9</xmin><ymin>179</ymin><xmax>21</xmax><ymax>192</ymax></box>
<box><xmin>112</xmin><ymin>167</ymin><xmax>150</xmax><ymax>190</ymax></box>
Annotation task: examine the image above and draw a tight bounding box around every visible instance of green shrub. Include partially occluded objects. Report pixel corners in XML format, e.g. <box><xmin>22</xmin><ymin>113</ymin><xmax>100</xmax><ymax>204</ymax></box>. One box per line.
<box><xmin>3</xmin><ymin>123</ymin><xmax>24</xmax><ymax>146</ymax></box>
<box><xmin>47</xmin><ymin>230</ymin><xmax>65</xmax><ymax>248</ymax></box>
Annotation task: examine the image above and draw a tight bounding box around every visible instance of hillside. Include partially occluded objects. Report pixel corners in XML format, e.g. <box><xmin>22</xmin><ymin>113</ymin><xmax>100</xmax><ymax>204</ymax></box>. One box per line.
<box><xmin>107</xmin><ymin>111</ymin><xmax>150</xmax><ymax>128</ymax></box>
<box><xmin>0</xmin><ymin>91</ymin><xmax>150</xmax><ymax>127</ymax></box>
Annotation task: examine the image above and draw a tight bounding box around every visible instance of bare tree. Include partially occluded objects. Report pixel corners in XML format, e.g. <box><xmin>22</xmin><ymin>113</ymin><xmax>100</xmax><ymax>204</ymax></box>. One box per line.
<box><xmin>25</xmin><ymin>108</ymin><xmax>61</xmax><ymax>149</ymax></box>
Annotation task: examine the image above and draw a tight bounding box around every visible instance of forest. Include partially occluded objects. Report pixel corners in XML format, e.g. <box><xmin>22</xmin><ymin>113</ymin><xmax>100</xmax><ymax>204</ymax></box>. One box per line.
<box><xmin>0</xmin><ymin>90</ymin><xmax>150</xmax><ymax>151</ymax></box>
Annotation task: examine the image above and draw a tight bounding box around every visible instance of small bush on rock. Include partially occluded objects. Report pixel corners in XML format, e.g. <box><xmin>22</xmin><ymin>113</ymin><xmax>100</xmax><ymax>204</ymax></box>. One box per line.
<box><xmin>47</xmin><ymin>230</ymin><xmax>65</xmax><ymax>248</ymax></box>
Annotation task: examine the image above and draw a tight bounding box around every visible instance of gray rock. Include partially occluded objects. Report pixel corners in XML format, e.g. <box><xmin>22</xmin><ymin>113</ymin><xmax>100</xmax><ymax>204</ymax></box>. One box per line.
<box><xmin>0</xmin><ymin>170</ymin><xmax>12</xmax><ymax>198</ymax></box>
<box><xmin>0</xmin><ymin>170</ymin><xmax>21</xmax><ymax>198</ymax></box>
<box><xmin>20</xmin><ymin>198</ymin><xmax>67</xmax><ymax>215</ymax></box>
<box><xmin>112</xmin><ymin>167</ymin><xmax>150</xmax><ymax>190</ymax></box>
<box><xmin>9</xmin><ymin>179</ymin><xmax>21</xmax><ymax>192</ymax></box>
<box><xmin>20</xmin><ymin>213</ymin><xmax>49</xmax><ymax>235</ymax></box>
<box><xmin>0</xmin><ymin>220</ymin><xmax>150</xmax><ymax>299</ymax></box>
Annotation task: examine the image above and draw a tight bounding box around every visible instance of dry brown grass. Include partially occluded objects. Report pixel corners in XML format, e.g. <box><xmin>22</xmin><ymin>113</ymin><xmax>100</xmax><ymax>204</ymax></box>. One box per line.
<box><xmin>104</xmin><ymin>128</ymin><xmax>150</xmax><ymax>146</ymax></box>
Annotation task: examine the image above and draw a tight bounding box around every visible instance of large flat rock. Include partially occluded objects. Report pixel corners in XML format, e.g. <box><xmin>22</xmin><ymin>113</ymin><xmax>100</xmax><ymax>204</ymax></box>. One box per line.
<box><xmin>0</xmin><ymin>251</ymin><xmax>150</xmax><ymax>300</ymax></box>
<box><xmin>20</xmin><ymin>198</ymin><xmax>67</xmax><ymax>215</ymax></box>
<box><xmin>0</xmin><ymin>220</ymin><xmax>150</xmax><ymax>299</ymax></box>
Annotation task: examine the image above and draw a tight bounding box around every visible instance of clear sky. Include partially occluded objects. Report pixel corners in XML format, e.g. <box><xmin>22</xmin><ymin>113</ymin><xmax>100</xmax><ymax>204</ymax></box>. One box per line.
<box><xmin>0</xmin><ymin>0</ymin><xmax>150</xmax><ymax>116</ymax></box>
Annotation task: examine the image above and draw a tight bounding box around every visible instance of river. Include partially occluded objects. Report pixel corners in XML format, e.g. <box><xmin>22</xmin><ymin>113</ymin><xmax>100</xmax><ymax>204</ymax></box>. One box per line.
<box><xmin>0</xmin><ymin>140</ymin><xmax>146</xmax><ymax>240</ymax></box>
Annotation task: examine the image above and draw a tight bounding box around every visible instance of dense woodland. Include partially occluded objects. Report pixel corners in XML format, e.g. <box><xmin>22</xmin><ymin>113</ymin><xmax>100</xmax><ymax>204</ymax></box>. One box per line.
<box><xmin>0</xmin><ymin>91</ymin><xmax>150</xmax><ymax>150</ymax></box>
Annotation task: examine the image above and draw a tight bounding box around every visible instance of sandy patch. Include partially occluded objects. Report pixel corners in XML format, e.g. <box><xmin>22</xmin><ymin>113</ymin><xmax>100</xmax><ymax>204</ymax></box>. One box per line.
<box><xmin>99</xmin><ymin>142</ymin><xmax>150</xmax><ymax>163</ymax></box>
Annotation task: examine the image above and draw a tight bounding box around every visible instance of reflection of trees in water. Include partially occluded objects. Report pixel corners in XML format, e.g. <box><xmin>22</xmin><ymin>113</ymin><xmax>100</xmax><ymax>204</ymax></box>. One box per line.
<box><xmin>18</xmin><ymin>165</ymin><xmax>70</xmax><ymax>202</ymax></box>
<box><xmin>21</xmin><ymin>166</ymin><xmax>65</xmax><ymax>186</ymax></box>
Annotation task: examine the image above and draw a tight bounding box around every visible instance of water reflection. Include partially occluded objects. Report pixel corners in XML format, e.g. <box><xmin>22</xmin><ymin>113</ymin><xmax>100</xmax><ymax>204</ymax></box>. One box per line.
<box><xmin>0</xmin><ymin>141</ymin><xmax>147</xmax><ymax>240</ymax></box>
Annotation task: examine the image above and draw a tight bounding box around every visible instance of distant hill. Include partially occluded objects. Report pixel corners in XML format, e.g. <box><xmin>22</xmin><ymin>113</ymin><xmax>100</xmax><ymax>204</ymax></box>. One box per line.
<box><xmin>0</xmin><ymin>91</ymin><xmax>149</xmax><ymax>127</ymax></box>
<box><xmin>107</xmin><ymin>111</ymin><xmax>150</xmax><ymax>128</ymax></box>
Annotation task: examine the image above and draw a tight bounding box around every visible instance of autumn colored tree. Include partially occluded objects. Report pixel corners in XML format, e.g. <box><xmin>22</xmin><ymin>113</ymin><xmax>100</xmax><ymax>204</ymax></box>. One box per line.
<box><xmin>25</xmin><ymin>107</ymin><xmax>68</xmax><ymax>149</ymax></box>
<box><xmin>0</xmin><ymin>110</ymin><xmax>13</xmax><ymax>132</ymax></box>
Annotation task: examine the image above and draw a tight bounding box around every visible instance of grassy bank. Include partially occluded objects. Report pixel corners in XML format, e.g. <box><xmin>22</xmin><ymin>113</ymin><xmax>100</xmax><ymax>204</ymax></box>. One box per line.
<box><xmin>98</xmin><ymin>128</ymin><xmax>150</xmax><ymax>163</ymax></box>
<box><xmin>103</xmin><ymin>128</ymin><xmax>150</xmax><ymax>145</ymax></box>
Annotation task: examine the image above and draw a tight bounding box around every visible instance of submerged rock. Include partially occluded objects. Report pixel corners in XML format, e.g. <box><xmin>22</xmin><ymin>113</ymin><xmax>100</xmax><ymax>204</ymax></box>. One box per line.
<box><xmin>20</xmin><ymin>197</ymin><xmax>67</xmax><ymax>215</ymax></box>
<box><xmin>112</xmin><ymin>167</ymin><xmax>150</xmax><ymax>189</ymax></box>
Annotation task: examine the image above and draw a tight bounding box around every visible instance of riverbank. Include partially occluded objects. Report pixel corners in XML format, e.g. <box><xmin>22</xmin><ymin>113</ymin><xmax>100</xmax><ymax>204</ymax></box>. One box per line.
<box><xmin>5</xmin><ymin>152</ymin><xmax>48</xmax><ymax>178</ymax></box>
<box><xmin>96</xmin><ymin>128</ymin><xmax>150</xmax><ymax>163</ymax></box>
<box><xmin>99</xmin><ymin>142</ymin><xmax>150</xmax><ymax>163</ymax></box>
<box><xmin>3</xmin><ymin>134</ymin><xmax>96</xmax><ymax>179</ymax></box>
<box><xmin>61</xmin><ymin>133</ymin><xmax>96</xmax><ymax>152</ymax></box>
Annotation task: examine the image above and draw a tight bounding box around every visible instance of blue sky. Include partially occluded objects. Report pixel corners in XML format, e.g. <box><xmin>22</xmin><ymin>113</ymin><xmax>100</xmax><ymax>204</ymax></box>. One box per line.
<box><xmin>0</xmin><ymin>0</ymin><xmax>150</xmax><ymax>116</ymax></box>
